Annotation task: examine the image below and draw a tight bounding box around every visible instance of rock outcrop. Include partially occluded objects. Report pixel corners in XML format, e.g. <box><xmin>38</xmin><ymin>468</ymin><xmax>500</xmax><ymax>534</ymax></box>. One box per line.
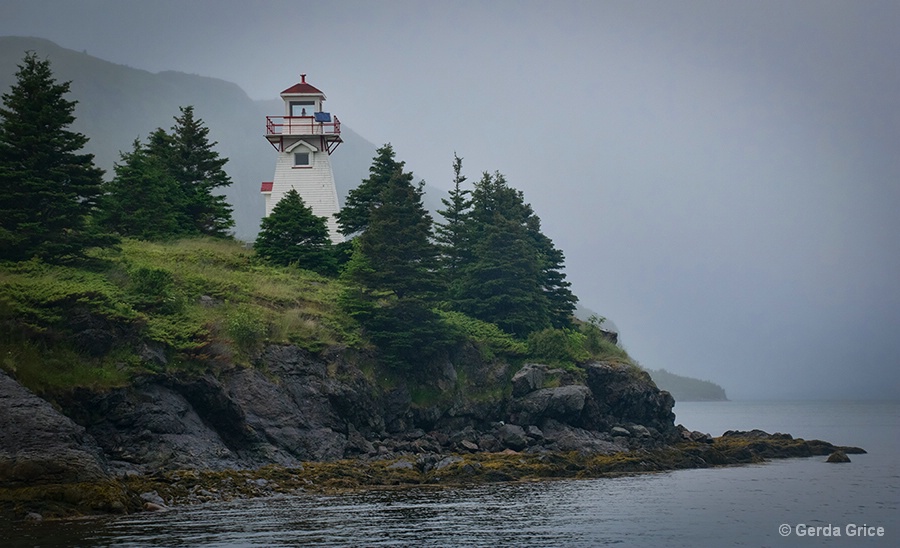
<box><xmin>3</xmin><ymin>345</ymin><xmax>680</xmax><ymax>478</ymax></box>
<box><xmin>0</xmin><ymin>370</ymin><xmax>109</xmax><ymax>485</ymax></box>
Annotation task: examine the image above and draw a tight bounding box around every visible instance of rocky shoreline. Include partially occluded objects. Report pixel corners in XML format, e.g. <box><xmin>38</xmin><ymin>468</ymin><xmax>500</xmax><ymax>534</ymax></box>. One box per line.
<box><xmin>0</xmin><ymin>346</ymin><xmax>866</xmax><ymax>520</ymax></box>
<box><xmin>1</xmin><ymin>431</ymin><xmax>865</xmax><ymax>520</ymax></box>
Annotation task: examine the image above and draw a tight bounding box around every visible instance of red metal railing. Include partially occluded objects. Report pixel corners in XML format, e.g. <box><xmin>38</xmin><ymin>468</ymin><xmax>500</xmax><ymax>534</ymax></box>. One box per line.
<box><xmin>265</xmin><ymin>116</ymin><xmax>341</xmax><ymax>136</ymax></box>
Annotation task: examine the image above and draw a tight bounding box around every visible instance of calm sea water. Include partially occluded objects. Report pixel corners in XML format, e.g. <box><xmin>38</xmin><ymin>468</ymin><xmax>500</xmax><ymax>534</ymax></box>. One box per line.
<box><xmin>4</xmin><ymin>401</ymin><xmax>898</xmax><ymax>547</ymax></box>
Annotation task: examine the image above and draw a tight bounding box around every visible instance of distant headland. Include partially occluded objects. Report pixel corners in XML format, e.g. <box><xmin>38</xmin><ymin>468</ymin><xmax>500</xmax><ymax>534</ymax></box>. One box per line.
<box><xmin>646</xmin><ymin>368</ymin><xmax>728</xmax><ymax>401</ymax></box>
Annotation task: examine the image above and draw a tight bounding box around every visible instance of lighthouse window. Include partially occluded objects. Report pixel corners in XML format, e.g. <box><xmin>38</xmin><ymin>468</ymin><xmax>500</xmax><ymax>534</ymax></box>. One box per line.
<box><xmin>290</xmin><ymin>101</ymin><xmax>315</xmax><ymax>117</ymax></box>
<box><xmin>294</xmin><ymin>152</ymin><xmax>310</xmax><ymax>166</ymax></box>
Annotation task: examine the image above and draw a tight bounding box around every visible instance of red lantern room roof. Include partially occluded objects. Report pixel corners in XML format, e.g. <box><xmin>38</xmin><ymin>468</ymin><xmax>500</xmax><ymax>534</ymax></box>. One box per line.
<box><xmin>281</xmin><ymin>74</ymin><xmax>324</xmax><ymax>95</ymax></box>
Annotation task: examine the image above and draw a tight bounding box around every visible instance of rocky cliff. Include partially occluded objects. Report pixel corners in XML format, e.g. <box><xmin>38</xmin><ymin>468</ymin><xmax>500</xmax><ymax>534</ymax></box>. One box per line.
<box><xmin>2</xmin><ymin>344</ymin><xmax>678</xmax><ymax>482</ymax></box>
<box><xmin>2</xmin><ymin>348</ymin><xmax>869</xmax><ymax>521</ymax></box>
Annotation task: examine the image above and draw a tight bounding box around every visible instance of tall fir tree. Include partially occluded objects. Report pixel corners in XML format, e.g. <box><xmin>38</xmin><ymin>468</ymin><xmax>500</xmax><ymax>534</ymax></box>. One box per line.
<box><xmin>452</xmin><ymin>171</ymin><xmax>576</xmax><ymax>334</ymax></box>
<box><xmin>0</xmin><ymin>52</ymin><xmax>115</xmax><ymax>262</ymax></box>
<box><xmin>340</xmin><ymin>170</ymin><xmax>450</xmax><ymax>367</ymax></box>
<box><xmin>155</xmin><ymin>106</ymin><xmax>234</xmax><ymax>237</ymax></box>
<box><xmin>454</xmin><ymin>213</ymin><xmax>550</xmax><ymax>337</ymax></box>
<box><xmin>254</xmin><ymin>188</ymin><xmax>336</xmax><ymax>275</ymax></box>
<box><xmin>351</xmin><ymin>173</ymin><xmax>442</xmax><ymax>299</ymax></box>
<box><xmin>435</xmin><ymin>153</ymin><xmax>472</xmax><ymax>287</ymax></box>
<box><xmin>336</xmin><ymin>143</ymin><xmax>413</xmax><ymax>237</ymax></box>
<box><xmin>97</xmin><ymin>139</ymin><xmax>186</xmax><ymax>240</ymax></box>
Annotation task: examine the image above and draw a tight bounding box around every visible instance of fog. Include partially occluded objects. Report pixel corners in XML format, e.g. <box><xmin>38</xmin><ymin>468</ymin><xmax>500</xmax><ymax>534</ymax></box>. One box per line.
<box><xmin>2</xmin><ymin>0</ymin><xmax>898</xmax><ymax>399</ymax></box>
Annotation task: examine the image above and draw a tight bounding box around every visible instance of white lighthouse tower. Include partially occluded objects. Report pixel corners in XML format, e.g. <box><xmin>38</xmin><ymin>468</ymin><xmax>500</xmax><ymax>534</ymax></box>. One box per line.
<box><xmin>261</xmin><ymin>75</ymin><xmax>343</xmax><ymax>244</ymax></box>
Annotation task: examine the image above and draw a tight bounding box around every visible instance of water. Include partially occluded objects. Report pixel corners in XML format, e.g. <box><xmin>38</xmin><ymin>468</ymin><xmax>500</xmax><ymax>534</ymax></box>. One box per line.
<box><xmin>4</xmin><ymin>401</ymin><xmax>898</xmax><ymax>547</ymax></box>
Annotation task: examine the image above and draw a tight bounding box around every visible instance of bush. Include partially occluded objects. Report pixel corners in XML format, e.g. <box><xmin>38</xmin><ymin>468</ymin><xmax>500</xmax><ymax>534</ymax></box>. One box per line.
<box><xmin>437</xmin><ymin>310</ymin><xmax>527</xmax><ymax>360</ymax></box>
<box><xmin>526</xmin><ymin>328</ymin><xmax>590</xmax><ymax>366</ymax></box>
<box><xmin>226</xmin><ymin>306</ymin><xmax>267</xmax><ymax>354</ymax></box>
<box><xmin>128</xmin><ymin>266</ymin><xmax>181</xmax><ymax>313</ymax></box>
<box><xmin>580</xmin><ymin>320</ymin><xmax>632</xmax><ymax>364</ymax></box>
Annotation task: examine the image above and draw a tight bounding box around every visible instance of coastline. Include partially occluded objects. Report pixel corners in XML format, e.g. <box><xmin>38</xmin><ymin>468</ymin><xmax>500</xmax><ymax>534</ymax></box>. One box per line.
<box><xmin>0</xmin><ymin>432</ymin><xmax>865</xmax><ymax>521</ymax></box>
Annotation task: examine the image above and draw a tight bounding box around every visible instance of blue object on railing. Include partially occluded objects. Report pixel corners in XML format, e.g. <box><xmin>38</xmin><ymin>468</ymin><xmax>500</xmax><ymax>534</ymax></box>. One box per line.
<box><xmin>314</xmin><ymin>112</ymin><xmax>332</xmax><ymax>122</ymax></box>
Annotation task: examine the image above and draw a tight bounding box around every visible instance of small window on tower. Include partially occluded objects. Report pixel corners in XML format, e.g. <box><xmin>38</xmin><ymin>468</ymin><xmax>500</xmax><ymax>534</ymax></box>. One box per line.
<box><xmin>294</xmin><ymin>152</ymin><xmax>310</xmax><ymax>166</ymax></box>
<box><xmin>290</xmin><ymin>101</ymin><xmax>315</xmax><ymax>116</ymax></box>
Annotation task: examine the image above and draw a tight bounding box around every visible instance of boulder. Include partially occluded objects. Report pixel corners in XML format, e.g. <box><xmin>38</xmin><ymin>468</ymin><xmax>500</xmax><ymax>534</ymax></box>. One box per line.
<box><xmin>511</xmin><ymin>385</ymin><xmax>591</xmax><ymax>424</ymax></box>
<box><xmin>826</xmin><ymin>451</ymin><xmax>851</xmax><ymax>463</ymax></box>
<box><xmin>511</xmin><ymin>364</ymin><xmax>547</xmax><ymax>396</ymax></box>
<box><xmin>583</xmin><ymin>362</ymin><xmax>677</xmax><ymax>437</ymax></box>
<box><xmin>0</xmin><ymin>370</ymin><xmax>109</xmax><ymax>485</ymax></box>
<box><xmin>460</xmin><ymin>440</ymin><xmax>479</xmax><ymax>452</ymax></box>
<box><xmin>496</xmin><ymin>424</ymin><xmax>529</xmax><ymax>451</ymax></box>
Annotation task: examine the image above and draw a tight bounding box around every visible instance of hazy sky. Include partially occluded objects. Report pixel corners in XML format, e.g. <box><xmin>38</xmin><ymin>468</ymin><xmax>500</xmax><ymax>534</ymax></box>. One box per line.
<box><xmin>2</xmin><ymin>0</ymin><xmax>898</xmax><ymax>400</ymax></box>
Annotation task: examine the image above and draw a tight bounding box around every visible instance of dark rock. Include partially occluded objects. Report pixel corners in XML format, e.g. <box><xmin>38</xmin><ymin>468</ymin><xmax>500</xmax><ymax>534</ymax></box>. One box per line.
<box><xmin>497</xmin><ymin>424</ymin><xmax>529</xmax><ymax>451</ymax></box>
<box><xmin>387</xmin><ymin>460</ymin><xmax>414</xmax><ymax>470</ymax></box>
<box><xmin>525</xmin><ymin>425</ymin><xmax>544</xmax><ymax>439</ymax></box>
<box><xmin>139</xmin><ymin>491</ymin><xmax>166</xmax><ymax>506</ymax></box>
<box><xmin>511</xmin><ymin>385</ymin><xmax>591</xmax><ymax>424</ymax></box>
<box><xmin>611</xmin><ymin>426</ymin><xmax>630</xmax><ymax>437</ymax></box>
<box><xmin>461</xmin><ymin>462</ymin><xmax>482</xmax><ymax>475</ymax></box>
<box><xmin>690</xmin><ymin>430</ymin><xmax>714</xmax><ymax>443</ymax></box>
<box><xmin>0</xmin><ymin>370</ymin><xmax>109</xmax><ymax>485</ymax></box>
<box><xmin>433</xmin><ymin>456</ymin><xmax>463</xmax><ymax>471</ymax></box>
<box><xmin>511</xmin><ymin>364</ymin><xmax>547</xmax><ymax>396</ymax></box>
<box><xmin>542</xmin><ymin>420</ymin><xmax>620</xmax><ymax>454</ymax></box>
<box><xmin>826</xmin><ymin>451</ymin><xmax>851</xmax><ymax>463</ymax></box>
<box><xmin>460</xmin><ymin>440</ymin><xmax>479</xmax><ymax>452</ymax></box>
<box><xmin>722</xmin><ymin>429</ymin><xmax>789</xmax><ymax>440</ymax></box>
<box><xmin>627</xmin><ymin>424</ymin><xmax>651</xmax><ymax>438</ymax></box>
<box><xmin>478</xmin><ymin>434</ymin><xmax>503</xmax><ymax>453</ymax></box>
<box><xmin>582</xmin><ymin>362</ymin><xmax>677</xmax><ymax>438</ymax></box>
<box><xmin>139</xmin><ymin>343</ymin><xmax>168</xmax><ymax>366</ymax></box>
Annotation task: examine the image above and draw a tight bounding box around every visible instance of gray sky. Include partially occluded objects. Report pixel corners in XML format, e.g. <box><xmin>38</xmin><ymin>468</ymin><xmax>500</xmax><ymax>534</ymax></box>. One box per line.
<box><xmin>2</xmin><ymin>0</ymin><xmax>898</xmax><ymax>400</ymax></box>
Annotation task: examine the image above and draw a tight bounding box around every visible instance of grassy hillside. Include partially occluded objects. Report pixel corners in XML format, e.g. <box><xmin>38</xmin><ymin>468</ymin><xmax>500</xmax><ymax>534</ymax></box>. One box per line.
<box><xmin>0</xmin><ymin>238</ymin><xmax>633</xmax><ymax>397</ymax></box>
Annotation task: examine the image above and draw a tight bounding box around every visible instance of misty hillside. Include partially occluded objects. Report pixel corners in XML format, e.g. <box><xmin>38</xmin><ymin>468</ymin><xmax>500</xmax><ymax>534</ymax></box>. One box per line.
<box><xmin>0</xmin><ymin>36</ymin><xmax>444</xmax><ymax>240</ymax></box>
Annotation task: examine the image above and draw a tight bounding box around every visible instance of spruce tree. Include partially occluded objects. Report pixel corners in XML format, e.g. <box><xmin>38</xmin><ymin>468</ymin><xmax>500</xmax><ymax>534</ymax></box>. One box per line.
<box><xmin>254</xmin><ymin>188</ymin><xmax>336</xmax><ymax>275</ymax></box>
<box><xmin>336</xmin><ymin>143</ymin><xmax>413</xmax><ymax>237</ymax></box>
<box><xmin>454</xmin><ymin>213</ymin><xmax>550</xmax><ymax>337</ymax></box>
<box><xmin>435</xmin><ymin>153</ymin><xmax>472</xmax><ymax>286</ymax></box>
<box><xmin>155</xmin><ymin>106</ymin><xmax>234</xmax><ymax>237</ymax></box>
<box><xmin>340</xmin><ymin>171</ymin><xmax>450</xmax><ymax>367</ymax></box>
<box><xmin>0</xmin><ymin>52</ymin><xmax>114</xmax><ymax>262</ymax></box>
<box><xmin>97</xmin><ymin>139</ymin><xmax>186</xmax><ymax>240</ymax></box>
<box><xmin>351</xmin><ymin>173</ymin><xmax>441</xmax><ymax>299</ymax></box>
<box><xmin>452</xmin><ymin>171</ymin><xmax>577</xmax><ymax>335</ymax></box>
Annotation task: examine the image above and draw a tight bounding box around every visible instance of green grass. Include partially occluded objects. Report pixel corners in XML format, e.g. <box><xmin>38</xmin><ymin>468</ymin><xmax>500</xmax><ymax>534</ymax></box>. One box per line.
<box><xmin>0</xmin><ymin>237</ymin><xmax>361</xmax><ymax>392</ymax></box>
<box><xmin>0</xmin><ymin>236</ymin><xmax>633</xmax><ymax>396</ymax></box>
<box><xmin>0</xmin><ymin>337</ymin><xmax>135</xmax><ymax>394</ymax></box>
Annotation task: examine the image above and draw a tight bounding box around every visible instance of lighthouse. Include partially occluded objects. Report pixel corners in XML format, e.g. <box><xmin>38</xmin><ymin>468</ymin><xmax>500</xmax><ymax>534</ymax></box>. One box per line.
<box><xmin>261</xmin><ymin>75</ymin><xmax>343</xmax><ymax>244</ymax></box>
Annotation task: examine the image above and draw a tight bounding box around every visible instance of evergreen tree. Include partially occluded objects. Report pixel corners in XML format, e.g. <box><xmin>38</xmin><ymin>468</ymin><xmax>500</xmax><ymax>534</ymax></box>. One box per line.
<box><xmin>254</xmin><ymin>189</ymin><xmax>336</xmax><ymax>275</ymax></box>
<box><xmin>97</xmin><ymin>139</ymin><xmax>186</xmax><ymax>240</ymax></box>
<box><xmin>340</xmin><ymin>170</ymin><xmax>450</xmax><ymax>367</ymax></box>
<box><xmin>452</xmin><ymin>171</ymin><xmax>577</xmax><ymax>334</ymax></box>
<box><xmin>0</xmin><ymin>52</ymin><xmax>115</xmax><ymax>262</ymax></box>
<box><xmin>454</xmin><ymin>213</ymin><xmax>550</xmax><ymax>337</ymax></box>
<box><xmin>435</xmin><ymin>153</ymin><xmax>471</xmax><ymax>285</ymax></box>
<box><xmin>532</xmin><ymin>226</ymin><xmax>577</xmax><ymax>328</ymax></box>
<box><xmin>351</xmin><ymin>173</ymin><xmax>442</xmax><ymax>299</ymax></box>
<box><xmin>336</xmin><ymin>143</ymin><xmax>413</xmax><ymax>237</ymax></box>
<box><xmin>155</xmin><ymin>106</ymin><xmax>234</xmax><ymax>237</ymax></box>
